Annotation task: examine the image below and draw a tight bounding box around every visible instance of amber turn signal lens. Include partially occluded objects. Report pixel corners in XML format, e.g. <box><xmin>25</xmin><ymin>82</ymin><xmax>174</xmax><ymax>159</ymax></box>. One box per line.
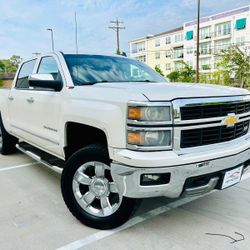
<box><xmin>128</xmin><ymin>107</ymin><xmax>142</xmax><ymax>120</ymax></box>
<box><xmin>127</xmin><ymin>131</ymin><xmax>144</xmax><ymax>145</ymax></box>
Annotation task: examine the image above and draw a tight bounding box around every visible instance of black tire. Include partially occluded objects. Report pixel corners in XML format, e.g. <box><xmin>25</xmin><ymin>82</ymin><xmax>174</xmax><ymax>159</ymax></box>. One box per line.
<box><xmin>61</xmin><ymin>144</ymin><xmax>136</xmax><ymax>229</ymax></box>
<box><xmin>0</xmin><ymin>114</ymin><xmax>18</xmax><ymax>155</ymax></box>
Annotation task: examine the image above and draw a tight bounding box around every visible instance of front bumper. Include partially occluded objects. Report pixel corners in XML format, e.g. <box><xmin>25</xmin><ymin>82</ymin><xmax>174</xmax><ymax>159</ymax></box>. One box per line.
<box><xmin>111</xmin><ymin>148</ymin><xmax>250</xmax><ymax>199</ymax></box>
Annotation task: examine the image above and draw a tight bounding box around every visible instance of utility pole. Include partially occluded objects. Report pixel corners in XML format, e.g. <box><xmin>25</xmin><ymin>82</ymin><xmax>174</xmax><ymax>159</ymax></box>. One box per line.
<box><xmin>195</xmin><ymin>0</ymin><xmax>200</xmax><ymax>83</ymax></box>
<box><xmin>46</xmin><ymin>28</ymin><xmax>55</xmax><ymax>51</ymax></box>
<box><xmin>109</xmin><ymin>18</ymin><xmax>125</xmax><ymax>54</ymax></box>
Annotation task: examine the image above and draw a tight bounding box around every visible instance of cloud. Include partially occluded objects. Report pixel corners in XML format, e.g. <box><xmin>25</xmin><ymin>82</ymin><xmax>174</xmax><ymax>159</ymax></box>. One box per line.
<box><xmin>0</xmin><ymin>0</ymin><xmax>249</xmax><ymax>59</ymax></box>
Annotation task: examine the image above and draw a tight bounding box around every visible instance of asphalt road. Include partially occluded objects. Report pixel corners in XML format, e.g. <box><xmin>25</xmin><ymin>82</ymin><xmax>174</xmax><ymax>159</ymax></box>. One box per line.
<box><xmin>0</xmin><ymin>152</ymin><xmax>250</xmax><ymax>250</ymax></box>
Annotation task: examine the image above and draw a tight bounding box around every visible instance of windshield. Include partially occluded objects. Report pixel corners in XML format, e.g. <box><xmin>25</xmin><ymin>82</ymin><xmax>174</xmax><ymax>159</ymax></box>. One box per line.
<box><xmin>64</xmin><ymin>54</ymin><xmax>167</xmax><ymax>85</ymax></box>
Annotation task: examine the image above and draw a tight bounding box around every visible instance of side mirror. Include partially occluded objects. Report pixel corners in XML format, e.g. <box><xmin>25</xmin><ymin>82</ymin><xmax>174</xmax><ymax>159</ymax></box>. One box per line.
<box><xmin>28</xmin><ymin>74</ymin><xmax>63</xmax><ymax>91</ymax></box>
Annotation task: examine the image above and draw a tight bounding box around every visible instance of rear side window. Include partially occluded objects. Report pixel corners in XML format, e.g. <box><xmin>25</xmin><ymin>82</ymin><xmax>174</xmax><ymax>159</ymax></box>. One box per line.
<box><xmin>16</xmin><ymin>59</ymin><xmax>37</xmax><ymax>89</ymax></box>
<box><xmin>37</xmin><ymin>56</ymin><xmax>61</xmax><ymax>81</ymax></box>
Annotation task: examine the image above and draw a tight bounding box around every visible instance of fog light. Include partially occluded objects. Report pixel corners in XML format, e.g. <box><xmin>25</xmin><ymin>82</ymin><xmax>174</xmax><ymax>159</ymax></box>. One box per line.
<box><xmin>140</xmin><ymin>173</ymin><xmax>171</xmax><ymax>186</ymax></box>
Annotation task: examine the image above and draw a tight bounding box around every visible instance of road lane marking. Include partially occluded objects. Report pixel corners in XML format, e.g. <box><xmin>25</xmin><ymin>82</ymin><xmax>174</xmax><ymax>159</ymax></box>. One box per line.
<box><xmin>0</xmin><ymin>162</ymin><xmax>39</xmax><ymax>172</ymax></box>
<box><xmin>56</xmin><ymin>168</ymin><xmax>250</xmax><ymax>250</ymax></box>
<box><xmin>56</xmin><ymin>196</ymin><xmax>199</xmax><ymax>250</ymax></box>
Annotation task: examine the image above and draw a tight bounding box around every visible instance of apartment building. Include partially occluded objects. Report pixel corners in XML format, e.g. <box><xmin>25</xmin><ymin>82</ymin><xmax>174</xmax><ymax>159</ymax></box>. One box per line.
<box><xmin>129</xmin><ymin>27</ymin><xmax>184</xmax><ymax>76</ymax></box>
<box><xmin>129</xmin><ymin>5</ymin><xmax>250</xmax><ymax>76</ymax></box>
<box><xmin>184</xmin><ymin>5</ymin><xmax>250</xmax><ymax>73</ymax></box>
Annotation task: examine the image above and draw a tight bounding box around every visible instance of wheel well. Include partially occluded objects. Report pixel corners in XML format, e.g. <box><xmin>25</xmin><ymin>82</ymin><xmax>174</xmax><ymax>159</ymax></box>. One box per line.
<box><xmin>64</xmin><ymin>122</ymin><xmax>108</xmax><ymax>160</ymax></box>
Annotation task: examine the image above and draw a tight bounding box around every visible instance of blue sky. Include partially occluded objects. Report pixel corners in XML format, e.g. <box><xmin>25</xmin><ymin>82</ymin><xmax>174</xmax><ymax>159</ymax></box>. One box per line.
<box><xmin>0</xmin><ymin>0</ymin><xmax>249</xmax><ymax>59</ymax></box>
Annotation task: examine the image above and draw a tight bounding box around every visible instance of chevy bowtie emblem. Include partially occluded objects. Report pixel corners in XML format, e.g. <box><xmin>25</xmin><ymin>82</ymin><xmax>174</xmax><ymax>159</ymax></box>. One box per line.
<box><xmin>222</xmin><ymin>114</ymin><xmax>239</xmax><ymax>127</ymax></box>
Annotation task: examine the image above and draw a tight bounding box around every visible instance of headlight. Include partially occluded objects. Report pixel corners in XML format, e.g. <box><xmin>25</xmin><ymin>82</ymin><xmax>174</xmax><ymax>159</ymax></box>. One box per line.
<box><xmin>128</xmin><ymin>106</ymin><xmax>171</xmax><ymax>124</ymax></box>
<box><xmin>127</xmin><ymin>129</ymin><xmax>172</xmax><ymax>149</ymax></box>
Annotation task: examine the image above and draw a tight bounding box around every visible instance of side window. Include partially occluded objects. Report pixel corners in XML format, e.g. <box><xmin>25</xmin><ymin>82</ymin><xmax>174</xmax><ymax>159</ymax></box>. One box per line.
<box><xmin>37</xmin><ymin>56</ymin><xmax>61</xmax><ymax>81</ymax></box>
<box><xmin>16</xmin><ymin>59</ymin><xmax>37</xmax><ymax>89</ymax></box>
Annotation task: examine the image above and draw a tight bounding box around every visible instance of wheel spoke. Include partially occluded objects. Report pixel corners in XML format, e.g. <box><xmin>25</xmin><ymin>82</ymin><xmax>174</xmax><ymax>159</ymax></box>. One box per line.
<box><xmin>82</xmin><ymin>191</ymin><xmax>96</xmax><ymax>205</ymax></box>
<box><xmin>74</xmin><ymin>171</ymin><xmax>92</xmax><ymax>185</ymax></box>
<box><xmin>109</xmin><ymin>183</ymin><xmax>119</xmax><ymax>193</ymax></box>
<box><xmin>100</xmin><ymin>196</ymin><xmax>113</xmax><ymax>216</ymax></box>
<box><xmin>95</xmin><ymin>162</ymin><xmax>105</xmax><ymax>177</ymax></box>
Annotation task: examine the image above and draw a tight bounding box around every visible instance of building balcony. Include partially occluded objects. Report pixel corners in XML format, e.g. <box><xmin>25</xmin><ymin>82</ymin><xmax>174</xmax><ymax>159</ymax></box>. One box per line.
<box><xmin>200</xmin><ymin>65</ymin><xmax>211</xmax><ymax>71</ymax></box>
<box><xmin>213</xmin><ymin>29</ymin><xmax>231</xmax><ymax>39</ymax></box>
<box><xmin>131</xmin><ymin>48</ymin><xmax>146</xmax><ymax>54</ymax></box>
<box><xmin>172</xmin><ymin>54</ymin><xmax>184</xmax><ymax>60</ymax></box>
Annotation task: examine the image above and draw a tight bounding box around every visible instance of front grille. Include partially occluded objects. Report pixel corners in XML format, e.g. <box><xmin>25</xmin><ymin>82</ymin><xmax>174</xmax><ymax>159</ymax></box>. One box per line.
<box><xmin>181</xmin><ymin>102</ymin><xmax>250</xmax><ymax>120</ymax></box>
<box><xmin>181</xmin><ymin>120</ymin><xmax>249</xmax><ymax>148</ymax></box>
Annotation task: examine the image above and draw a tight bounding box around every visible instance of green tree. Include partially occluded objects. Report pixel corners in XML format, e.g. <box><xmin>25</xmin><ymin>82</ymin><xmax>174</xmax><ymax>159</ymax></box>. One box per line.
<box><xmin>0</xmin><ymin>61</ymin><xmax>4</xmax><ymax>72</ymax></box>
<box><xmin>200</xmin><ymin>71</ymin><xmax>231</xmax><ymax>85</ymax></box>
<box><xmin>0</xmin><ymin>55</ymin><xmax>22</xmax><ymax>74</ymax></box>
<box><xmin>178</xmin><ymin>62</ymin><xmax>195</xmax><ymax>82</ymax></box>
<box><xmin>116</xmin><ymin>49</ymin><xmax>121</xmax><ymax>55</ymax></box>
<box><xmin>154</xmin><ymin>65</ymin><xmax>164</xmax><ymax>76</ymax></box>
<box><xmin>167</xmin><ymin>62</ymin><xmax>195</xmax><ymax>82</ymax></box>
<box><xmin>217</xmin><ymin>45</ymin><xmax>250</xmax><ymax>88</ymax></box>
<box><xmin>167</xmin><ymin>71</ymin><xmax>180</xmax><ymax>82</ymax></box>
<box><xmin>10</xmin><ymin>55</ymin><xmax>22</xmax><ymax>69</ymax></box>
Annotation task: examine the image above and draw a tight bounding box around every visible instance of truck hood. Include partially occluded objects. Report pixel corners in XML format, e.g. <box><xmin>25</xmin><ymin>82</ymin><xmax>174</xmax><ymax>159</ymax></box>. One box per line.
<box><xmin>94</xmin><ymin>82</ymin><xmax>249</xmax><ymax>101</ymax></box>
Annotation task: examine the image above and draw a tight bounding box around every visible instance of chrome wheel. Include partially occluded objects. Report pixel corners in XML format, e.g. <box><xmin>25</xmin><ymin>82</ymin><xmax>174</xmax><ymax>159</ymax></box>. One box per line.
<box><xmin>72</xmin><ymin>161</ymin><xmax>121</xmax><ymax>217</ymax></box>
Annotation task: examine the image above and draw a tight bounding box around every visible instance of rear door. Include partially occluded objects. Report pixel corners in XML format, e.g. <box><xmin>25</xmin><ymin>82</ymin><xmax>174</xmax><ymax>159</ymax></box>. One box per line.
<box><xmin>8</xmin><ymin>59</ymin><xmax>38</xmax><ymax>143</ymax></box>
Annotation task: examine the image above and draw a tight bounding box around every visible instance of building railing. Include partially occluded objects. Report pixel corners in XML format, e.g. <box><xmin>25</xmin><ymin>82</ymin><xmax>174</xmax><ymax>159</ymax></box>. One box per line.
<box><xmin>193</xmin><ymin>28</ymin><xmax>232</xmax><ymax>41</ymax></box>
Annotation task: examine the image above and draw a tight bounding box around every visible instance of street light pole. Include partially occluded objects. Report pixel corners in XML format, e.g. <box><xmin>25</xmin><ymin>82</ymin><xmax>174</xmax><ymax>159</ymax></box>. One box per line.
<box><xmin>195</xmin><ymin>0</ymin><xmax>200</xmax><ymax>83</ymax></box>
<box><xmin>46</xmin><ymin>28</ymin><xmax>55</xmax><ymax>51</ymax></box>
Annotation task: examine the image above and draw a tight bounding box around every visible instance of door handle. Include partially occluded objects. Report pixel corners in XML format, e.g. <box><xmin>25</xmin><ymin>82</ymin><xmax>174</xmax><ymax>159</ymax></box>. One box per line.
<box><xmin>8</xmin><ymin>96</ymin><xmax>14</xmax><ymax>101</ymax></box>
<box><xmin>26</xmin><ymin>97</ymin><xmax>34</xmax><ymax>103</ymax></box>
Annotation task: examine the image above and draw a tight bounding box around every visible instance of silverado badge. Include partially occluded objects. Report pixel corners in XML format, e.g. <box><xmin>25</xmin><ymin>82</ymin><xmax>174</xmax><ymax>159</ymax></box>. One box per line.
<box><xmin>222</xmin><ymin>113</ymin><xmax>239</xmax><ymax>127</ymax></box>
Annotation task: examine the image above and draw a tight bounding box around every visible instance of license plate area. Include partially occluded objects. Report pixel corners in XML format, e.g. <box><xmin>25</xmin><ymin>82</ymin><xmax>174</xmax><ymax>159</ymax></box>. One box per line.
<box><xmin>220</xmin><ymin>165</ymin><xmax>244</xmax><ymax>190</ymax></box>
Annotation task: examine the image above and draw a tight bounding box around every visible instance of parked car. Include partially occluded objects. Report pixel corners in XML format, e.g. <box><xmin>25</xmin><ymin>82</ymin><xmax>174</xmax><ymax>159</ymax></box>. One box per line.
<box><xmin>0</xmin><ymin>52</ymin><xmax>249</xmax><ymax>229</ymax></box>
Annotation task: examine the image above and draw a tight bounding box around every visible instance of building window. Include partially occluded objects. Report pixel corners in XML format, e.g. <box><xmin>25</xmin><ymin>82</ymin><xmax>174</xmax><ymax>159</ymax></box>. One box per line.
<box><xmin>175</xmin><ymin>33</ymin><xmax>183</xmax><ymax>43</ymax></box>
<box><xmin>235</xmin><ymin>18</ymin><xmax>246</xmax><ymax>30</ymax></box>
<box><xmin>215</xmin><ymin>22</ymin><xmax>231</xmax><ymax>37</ymax></box>
<box><xmin>155</xmin><ymin>39</ymin><xmax>160</xmax><ymax>47</ymax></box>
<box><xmin>131</xmin><ymin>42</ymin><xmax>145</xmax><ymax>53</ymax></box>
<box><xmin>165</xmin><ymin>50</ymin><xmax>171</xmax><ymax>58</ymax></box>
<box><xmin>155</xmin><ymin>51</ymin><xmax>160</xmax><ymax>59</ymax></box>
<box><xmin>174</xmin><ymin>61</ymin><xmax>183</xmax><ymax>70</ymax></box>
<box><xmin>236</xmin><ymin>36</ymin><xmax>245</xmax><ymax>46</ymax></box>
<box><xmin>166</xmin><ymin>63</ymin><xmax>171</xmax><ymax>71</ymax></box>
<box><xmin>200</xmin><ymin>26</ymin><xmax>211</xmax><ymax>40</ymax></box>
<box><xmin>214</xmin><ymin>39</ymin><xmax>230</xmax><ymax>53</ymax></box>
<box><xmin>165</xmin><ymin>36</ymin><xmax>171</xmax><ymax>44</ymax></box>
<box><xmin>186</xmin><ymin>31</ymin><xmax>193</xmax><ymax>40</ymax></box>
<box><xmin>200</xmin><ymin>58</ymin><xmax>211</xmax><ymax>70</ymax></box>
<box><xmin>135</xmin><ymin>55</ymin><xmax>146</xmax><ymax>62</ymax></box>
<box><xmin>187</xmin><ymin>47</ymin><xmax>193</xmax><ymax>54</ymax></box>
<box><xmin>186</xmin><ymin>61</ymin><xmax>193</xmax><ymax>68</ymax></box>
<box><xmin>200</xmin><ymin>42</ymin><xmax>211</xmax><ymax>55</ymax></box>
<box><xmin>173</xmin><ymin>47</ymin><xmax>183</xmax><ymax>59</ymax></box>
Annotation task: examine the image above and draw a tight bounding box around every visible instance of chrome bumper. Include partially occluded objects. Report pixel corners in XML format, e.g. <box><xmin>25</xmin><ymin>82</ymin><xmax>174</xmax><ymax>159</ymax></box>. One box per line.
<box><xmin>111</xmin><ymin>148</ymin><xmax>250</xmax><ymax>199</ymax></box>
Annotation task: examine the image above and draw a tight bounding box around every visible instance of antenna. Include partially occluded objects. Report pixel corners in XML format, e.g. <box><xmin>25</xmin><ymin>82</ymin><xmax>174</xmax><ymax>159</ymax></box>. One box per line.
<box><xmin>74</xmin><ymin>11</ymin><xmax>79</xmax><ymax>54</ymax></box>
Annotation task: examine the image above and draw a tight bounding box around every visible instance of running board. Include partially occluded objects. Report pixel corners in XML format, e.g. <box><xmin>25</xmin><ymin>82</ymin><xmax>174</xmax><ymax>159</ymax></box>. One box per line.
<box><xmin>16</xmin><ymin>143</ymin><xmax>64</xmax><ymax>174</ymax></box>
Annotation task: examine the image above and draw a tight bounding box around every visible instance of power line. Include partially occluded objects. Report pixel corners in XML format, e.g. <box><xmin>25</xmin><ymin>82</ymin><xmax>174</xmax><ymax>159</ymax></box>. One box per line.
<box><xmin>74</xmin><ymin>11</ymin><xmax>79</xmax><ymax>54</ymax></box>
<box><xmin>109</xmin><ymin>18</ymin><xmax>125</xmax><ymax>54</ymax></box>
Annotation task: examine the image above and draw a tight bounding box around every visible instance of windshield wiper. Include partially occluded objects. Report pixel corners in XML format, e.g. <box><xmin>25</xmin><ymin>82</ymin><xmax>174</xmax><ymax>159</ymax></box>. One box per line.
<box><xmin>77</xmin><ymin>80</ymin><xmax>109</xmax><ymax>86</ymax></box>
<box><xmin>77</xmin><ymin>80</ymin><xmax>158</xmax><ymax>85</ymax></box>
<box><xmin>130</xmin><ymin>80</ymin><xmax>157</xmax><ymax>82</ymax></box>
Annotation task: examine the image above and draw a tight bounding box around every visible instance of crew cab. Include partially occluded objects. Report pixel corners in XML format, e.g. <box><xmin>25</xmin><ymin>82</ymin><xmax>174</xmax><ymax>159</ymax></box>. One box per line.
<box><xmin>0</xmin><ymin>52</ymin><xmax>249</xmax><ymax>229</ymax></box>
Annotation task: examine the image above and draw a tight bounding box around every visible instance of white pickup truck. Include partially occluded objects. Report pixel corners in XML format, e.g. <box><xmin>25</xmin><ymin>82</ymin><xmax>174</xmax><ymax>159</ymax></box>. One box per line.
<box><xmin>0</xmin><ymin>52</ymin><xmax>250</xmax><ymax>229</ymax></box>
